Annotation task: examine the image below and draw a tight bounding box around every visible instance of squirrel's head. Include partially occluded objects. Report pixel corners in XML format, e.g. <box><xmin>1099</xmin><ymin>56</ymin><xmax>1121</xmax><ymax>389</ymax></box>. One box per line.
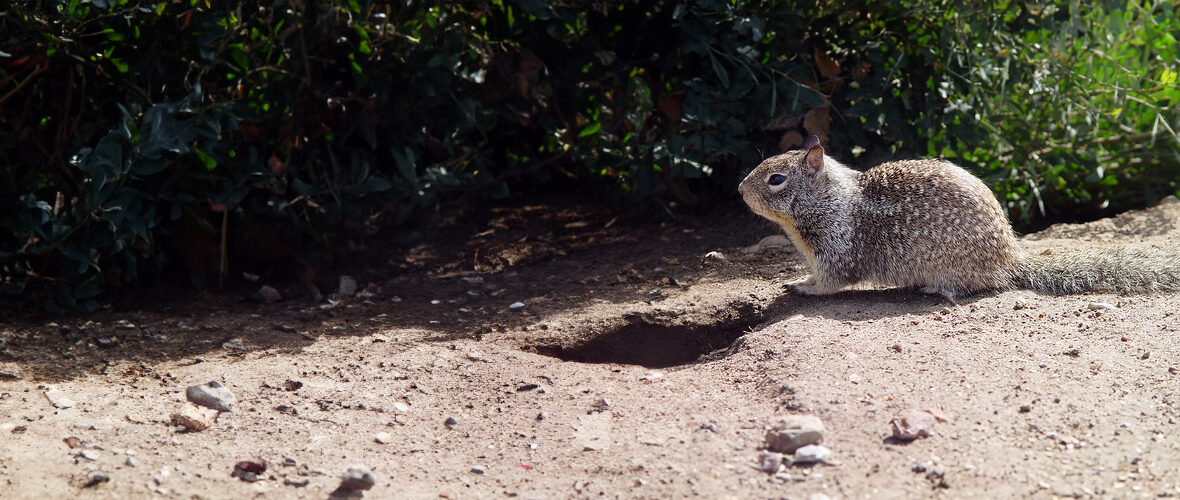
<box><xmin>738</xmin><ymin>134</ymin><xmax>830</xmax><ymax>223</ymax></box>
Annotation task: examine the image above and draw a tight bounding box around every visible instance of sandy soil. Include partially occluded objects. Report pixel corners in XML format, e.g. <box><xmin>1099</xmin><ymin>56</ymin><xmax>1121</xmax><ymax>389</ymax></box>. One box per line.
<box><xmin>1</xmin><ymin>196</ymin><xmax>1178</xmax><ymax>499</ymax></box>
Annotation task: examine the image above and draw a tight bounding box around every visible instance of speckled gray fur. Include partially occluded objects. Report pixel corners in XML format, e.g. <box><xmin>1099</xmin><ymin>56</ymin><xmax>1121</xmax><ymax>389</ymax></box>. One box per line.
<box><xmin>738</xmin><ymin>137</ymin><xmax>1180</xmax><ymax>299</ymax></box>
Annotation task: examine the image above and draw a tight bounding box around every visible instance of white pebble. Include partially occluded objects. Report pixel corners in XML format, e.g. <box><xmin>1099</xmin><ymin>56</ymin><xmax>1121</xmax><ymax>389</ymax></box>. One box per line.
<box><xmin>792</xmin><ymin>444</ymin><xmax>831</xmax><ymax>463</ymax></box>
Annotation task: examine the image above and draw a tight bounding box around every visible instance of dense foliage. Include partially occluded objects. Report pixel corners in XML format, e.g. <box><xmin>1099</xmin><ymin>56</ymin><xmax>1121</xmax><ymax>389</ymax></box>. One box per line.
<box><xmin>2</xmin><ymin>0</ymin><xmax>1178</xmax><ymax>310</ymax></box>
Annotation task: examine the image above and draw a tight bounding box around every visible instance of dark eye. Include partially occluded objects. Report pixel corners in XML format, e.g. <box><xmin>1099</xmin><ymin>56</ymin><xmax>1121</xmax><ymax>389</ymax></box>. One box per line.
<box><xmin>768</xmin><ymin>174</ymin><xmax>786</xmax><ymax>186</ymax></box>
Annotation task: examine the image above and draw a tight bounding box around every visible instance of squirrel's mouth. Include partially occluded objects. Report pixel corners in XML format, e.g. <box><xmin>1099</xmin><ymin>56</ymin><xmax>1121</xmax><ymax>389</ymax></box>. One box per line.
<box><xmin>740</xmin><ymin>190</ymin><xmax>771</xmax><ymax>217</ymax></box>
<box><xmin>741</xmin><ymin>192</ymin><xmax>797</xmax><ymax>231</ymax></box>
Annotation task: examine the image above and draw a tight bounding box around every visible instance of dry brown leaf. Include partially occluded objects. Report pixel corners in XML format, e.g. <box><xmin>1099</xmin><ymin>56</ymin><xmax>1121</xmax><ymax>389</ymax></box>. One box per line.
<box><xmin>659</xmin><ymin>92</ymin><xmax>684</xmax><ymax>121</ymax></box>
<box><xmin>814</xmin><ymin>47</ymin><xmax>841</xmax><ymax>79</ymax></box>
<box><xmin>803</xmin><ymin>107</ymin><xmax>831</xmax><ymax>142</ymax></box>
<box><xmin>779</xmin><ymin>131</ymin><xmax>804</xmax><ymax>151</ymax></box>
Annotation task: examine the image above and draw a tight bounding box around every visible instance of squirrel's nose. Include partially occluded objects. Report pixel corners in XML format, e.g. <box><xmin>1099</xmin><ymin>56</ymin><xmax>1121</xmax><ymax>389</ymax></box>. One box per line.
<box><xmin>738</xmin><ymin>183</ymin><xmax>746</xmax><ymax>196</ymax></box>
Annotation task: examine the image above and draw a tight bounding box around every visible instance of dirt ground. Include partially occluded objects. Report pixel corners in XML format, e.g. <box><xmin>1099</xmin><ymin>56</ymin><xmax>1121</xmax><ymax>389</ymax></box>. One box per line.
<box><xmin>1</xmin><ymin>195</ymin><xmax>1179</xmax><ymax>499</ymax></box>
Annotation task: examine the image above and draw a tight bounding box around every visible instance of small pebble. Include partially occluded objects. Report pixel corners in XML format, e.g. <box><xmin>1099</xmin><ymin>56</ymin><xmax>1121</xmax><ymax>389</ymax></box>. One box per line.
<box><xmin>79</xmin><ymin>450</ymin><xmax>100</xmax><ymax>461</ymax></box>
<box><xmin>792</xmin><ymin>444</ymin><xmax>831</xmax><ymax>464</ymax></box>
<box><xmin>509</xmin><ymin>302</ymin><xmax>525</xmax><ymax>310</ymax></box>
<box><xmin>231</xmin><ymin>459</ymin><xmax>267</xmax><ymax>482</ymax></box>
<box><xmin>640</xmin><ymin>371</ymin><xmax>665</xmax><ymax>383</ymax></box>
<box><xmin>340</xmin><ymin>465</ymin><xmax>376</xmax><ymax>491</ymax></box>
<box><xmin>83</xmin><ymin>473</ymin><xmax>110</xmax><ymax>488</ymax></box>
<box><xmin>185</xmin><ymin>381</ymin><xmax>236</xmax><ymax>412</ymax></box>
<box><xmin>125</xmin><ymin>457</ymin><xmax>138</xmax><ymax>467</ymax></box>
<box><xmin>257</xmin><ymin>285</ymin><xmax>282</xmax><ymax>304</ymax></box>
<box><xmin>235</xmin><ymin>459</ymin><xmax>267</xmax><ymax>474</ymax></box>
<box><xmin>891</xmin><ymin>410</ymin><xmax>937</xmax><ymax>441</ymax></box>
<box><xmin>1088</xmin><ymin>302</ymin><xmax>1116</xmax><ymax>311</ymax></box>
<box><xmin>337</xmin><ymin>275</ymin><xmax>358</xmax><ymax>296</ymax></box>
<box><xmin>374</xmin><ymin>432</ymin><xmax>392</xmax><ymax>444</ymax></box>
<box><xmin>444</xmin><ymin>417</ymin><xmax>458</xmax><ymax>428</ymax></box>
<box><xmin>757</xmin><ymin>452</ymin><xmax>783</xmax><ymax>473</ymax></box>
<box><xmin>764</xmin><ymin>415</ymin><xmax>824</xmax><ymax>453</ymax></box>
<box><xmin>44</xmin><ymin>387</ymin><xmax>77</xmax><ymax>409</ymax></box>
<box><xmin>470</xmin><ymin>466</ymin><xmax>485</xmax><ymax>474</ymax></box>
<box><xmin>758</xmin><ymin>234</ymin><xmax>791</xmax><ymax>249</ymax></box>
<box><xmin>171</xmin><ymin>403</ymin><xmax>218</xmax><ymax>432</ymax></box>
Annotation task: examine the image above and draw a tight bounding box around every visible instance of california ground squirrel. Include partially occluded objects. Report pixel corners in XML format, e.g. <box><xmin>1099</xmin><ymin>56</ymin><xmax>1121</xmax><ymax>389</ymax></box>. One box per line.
<box><xmin>738</xmin><ymin>135</ymin><xmax>1180</xmax><ymax>299</ymax></box>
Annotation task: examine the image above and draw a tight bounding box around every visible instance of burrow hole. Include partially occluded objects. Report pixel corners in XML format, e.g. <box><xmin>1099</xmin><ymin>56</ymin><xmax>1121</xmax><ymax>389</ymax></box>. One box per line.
<box><xmin>530</xmin><ymin>306</ymin><xmax>765</xmax><ymax>368</ymax></box>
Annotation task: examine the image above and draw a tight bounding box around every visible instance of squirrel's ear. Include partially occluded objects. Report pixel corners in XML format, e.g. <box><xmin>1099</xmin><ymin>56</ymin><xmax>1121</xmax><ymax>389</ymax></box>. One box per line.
<box><xmin>803</xmin><ymin>137</ymin><xmax>824</xmax><ymax>171</ymax></box>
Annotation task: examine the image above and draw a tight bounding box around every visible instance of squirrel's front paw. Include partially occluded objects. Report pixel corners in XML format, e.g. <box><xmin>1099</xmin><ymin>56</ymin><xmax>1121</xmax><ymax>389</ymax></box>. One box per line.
<box><xmin>790</xmin><ymin>283</ymin><xmax>824</xmax><ymax>295</ymax></box>
<box><xmin>786</xmin><ymin>276</ymin><xmax>817</xmax><ymax>288</ymax></box>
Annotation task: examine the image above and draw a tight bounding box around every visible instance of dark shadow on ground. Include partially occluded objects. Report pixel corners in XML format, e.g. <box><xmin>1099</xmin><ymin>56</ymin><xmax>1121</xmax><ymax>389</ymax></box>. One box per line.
<box><xmin>0</xmin><ymin>200</ymin><xmax>788</xmax><ymax>382</ymax></box>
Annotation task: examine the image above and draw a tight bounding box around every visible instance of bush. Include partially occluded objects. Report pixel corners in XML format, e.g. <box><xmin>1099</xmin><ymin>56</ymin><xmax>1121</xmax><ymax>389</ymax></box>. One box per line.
<box><xmin>2</xmin><ymin>0</ymin><xmax>1177</xmax><ymax>310</ymax></box>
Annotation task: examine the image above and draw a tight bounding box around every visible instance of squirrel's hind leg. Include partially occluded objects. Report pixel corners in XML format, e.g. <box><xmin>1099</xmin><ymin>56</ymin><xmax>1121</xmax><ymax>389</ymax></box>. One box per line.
<box><xmin>919</xmin><ymin>285</ymin><xmax>959</xmax><ymax>305</ymax></box>
<box><xmin>790</xmin><ymin>276</ymin><xmax>850</xmax><ymax>296</ymax></box>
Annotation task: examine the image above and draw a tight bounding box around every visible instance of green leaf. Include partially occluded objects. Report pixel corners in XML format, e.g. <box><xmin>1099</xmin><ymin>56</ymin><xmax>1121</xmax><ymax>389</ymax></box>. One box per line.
<box><xmin>1161</xmin><ymin>68</ymin><xmax>1177</xmax><ymax>86</ymax></box>
<box><xmin>578</xmin><ymin>121</ymin><xmax>601</xmax><ymax>138</ymax></box>
<box><xmin>224</xmin><ymin>43</ymin><xmax>249</xmax><ymax>70</ymax></box>
<box><xmin>193</xmin><ymin>147</ymin><xmax>218</xmax><ymax>170</ymax></box>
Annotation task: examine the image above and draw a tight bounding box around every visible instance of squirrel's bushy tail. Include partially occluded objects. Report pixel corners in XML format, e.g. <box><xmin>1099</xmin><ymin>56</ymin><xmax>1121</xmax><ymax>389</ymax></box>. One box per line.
<box><xmin>1015</xmin><ymin>249</ymin><xmax>1180</xmax><ymax>294</ymax></box>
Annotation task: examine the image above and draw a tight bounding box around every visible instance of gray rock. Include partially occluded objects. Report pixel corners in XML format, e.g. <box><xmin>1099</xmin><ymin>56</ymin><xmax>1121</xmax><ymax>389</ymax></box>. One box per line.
<box><xmin>374</xmin><ymin>432</ymin><xmax>392</xmax><ymax>444</ymax></box>
<box><xmin>765</xmin><ymin>415</ymin><xmax>824</xmax><ymax>453</ymax></box>
<box><xmin>185</xmin><ymin>381</ymin><xmax>236</xmax><ymax>412</ymax></box>
<box><xmin>892</xmin><ymin>409</ymin><xmax>938</xmax><ymax>441</ymax></box>
<box><xmin>470</xmin><ymin>466</ymin><xmax>485</xmax><ymax>474</ymax></box>
<box><xmin>337</xmin><ymin>275</ymin><xmax>358</xmax><ymax>296</ymax></box>
<box><xmin>340</xmin><ymin>465</ymin><xmax>376</xmax><ymax>491</ymax></box>
<box><xmin>257</xmin><ymin>285</ymin><xmax>282</xmax><ymax>304</ymax></box>
<box><xmin>792</xmin><ymin>444</ymin><xmax>831</xmax><ymax>463</ymax></box>
<box><xmin>171</xmin><ymin>404</ymin><xmax>218</xmax><ymax>431</ymax></box>
<box><xmin>758</xmin><ymin>235</ymin><xmax>791</xmax><ymax>249</ymax></box>
<box><xmin>44</xmin><ymin>387</ymin><xmax>76</xmax><ymax>409</ymax></box>
<box><xmin>83</xmin><ymin>473</ymin><xmax>110</xmax><ymax>488</ymax></box>
<box><xmin>757</xmin><ymin>452</ymin><xmax>783</xmax><ymax>473</ymax></box>
<box><xmin>79</xmin><ymin>449</ymin><xmax>100</xmax><ymax>461</ymax></box>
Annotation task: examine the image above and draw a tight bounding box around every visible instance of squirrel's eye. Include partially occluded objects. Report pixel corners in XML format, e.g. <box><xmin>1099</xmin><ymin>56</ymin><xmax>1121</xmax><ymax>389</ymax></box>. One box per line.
<box><xmin>768</xmin><ymin>174</ymin><xmax>786</xmax><ymax>186</ymax></box>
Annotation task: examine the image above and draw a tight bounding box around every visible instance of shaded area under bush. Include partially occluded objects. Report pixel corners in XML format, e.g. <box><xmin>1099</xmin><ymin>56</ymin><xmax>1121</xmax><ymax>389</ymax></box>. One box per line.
<box><xmin>2</xmin><ymin>0</ymin><xmax>1177</xmax><ymax>310</ymax></box>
